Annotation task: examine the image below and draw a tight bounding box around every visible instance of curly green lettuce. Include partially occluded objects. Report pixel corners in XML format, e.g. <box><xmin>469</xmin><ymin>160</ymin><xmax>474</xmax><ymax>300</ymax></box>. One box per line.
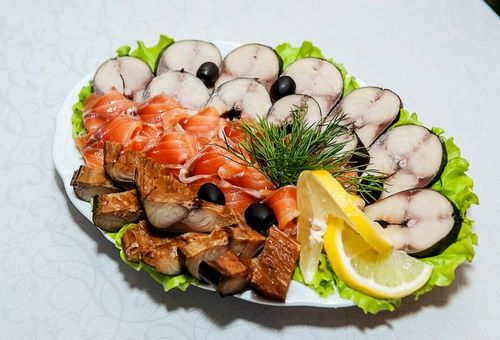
<box><xmin>108</xmin><ymin>224</ymin><xmax>197</xmax><ymax>292</ymax></box>
<box><xmin>293</xmin><ymin>254</ymin><xmax>335</xmax><ymax>298</ymax></box>
<box><xmin>71</xmin><ymin>81</ymin><xmax>93</xmax><ymax>138</ymax></box>
<box><xmin>117</xmin><ymin>34</ymin><xmax>174</xmax><ymax>72</ymax></box>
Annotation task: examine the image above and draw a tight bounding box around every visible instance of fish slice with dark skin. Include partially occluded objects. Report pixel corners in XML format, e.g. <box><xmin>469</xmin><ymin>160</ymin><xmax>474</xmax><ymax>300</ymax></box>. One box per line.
<box><xmin>206</xmin><ymin>78</ymin><xmax>272</xmax><ymax>120</ymax></box>
<box><xmin>156</xmin><ymin>40</ymin><xmax>222</xmax><ymax>77</ymax></box>
<box><xmin>93</xmin><ymin>56</ymin><xmax>153</xmax><ymax>102</ymax></box>
<box><xmin>249</xmin><ymin>226</ymin><xmax>301</xmax><ymax>301</ymax></box>
<box><xmin>282</xmin><ymin>57</ymin><xmax>343</xmax><ymax>115</ymax></box>
<box><xmin>266</xmin><ymin>94</ymin><xmax>322</xmax><ymax>127</ymax></box>
<box><xmin>121</xmin><ymin>220</ymin><xmax>187</xmax><ymax>275</ymax></box>
<box><xmin>364</xmin><ymin>189</ymin><xmax>461</xmax><ymax>258</ymax></box>
<box><xmin>366</xmin><ymin>124</ymin><xmax>446</xmax><ymax>199</ymax></box>
<box><xmin>330</xmin><ymin>87</ymin><xmax>402</xmax><ymax>147</ymax></box>
<box><xmin>71</xmin><ymin>165</ymin><xmax>120</xmax><ymax>202</ymax></box>
<box><xmin>92</xmin><ymin>189</ymin><xmax>142</xmax><ymax>232</ymax></box>
<box><xmin>215</xmin><ymin>44</ymin><xmax>281</xmax><ymax>91</ymax></box>
<box><xmin>103</xmin><ymin>141</ymin><xmax>145</xmax><ymax>188</ymax></box>
<box><xmin>142</xmin><ymin>71</ymin><xmax>210</xmax><ymax>111</ymax></box>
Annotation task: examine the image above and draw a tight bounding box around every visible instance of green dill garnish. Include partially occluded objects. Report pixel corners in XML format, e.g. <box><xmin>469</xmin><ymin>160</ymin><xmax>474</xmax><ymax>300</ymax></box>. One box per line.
<box><xmin>220</xmin><ymin>105</ymin><xmax>385</xmax><ymax>199</ymax></box>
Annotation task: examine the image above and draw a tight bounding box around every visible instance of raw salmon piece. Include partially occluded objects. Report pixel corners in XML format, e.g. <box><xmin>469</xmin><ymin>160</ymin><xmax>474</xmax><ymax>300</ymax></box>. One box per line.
<box><xmin>181</xmin><ymin>107</ymin><xmax>224</xmax><ymax>145</ymax></box>
<box><xmin>126</xmin><ymin>124</ymin><xmax>163</xmax><ymax>152</ymax></box>
<box><xmin>218</xmin><ymin>162</ymin><xmax>274</xmax><ymax>191</ymax></box>
<box><xmin>79</xmin><ymin>115</ymin><xmax>142</xmax><ymax>168</ymax></box>
<box><xmin>263</xmin><ymin>185</ymin><xmax>299</xmax><ymax>235</ymax></box>
<box><xmin>220</xmin><ymin>185</ymin><xmax>259</xmax><ymax>216</ymax></box>
<box><xmin>83</xmin><ymin>90</ymin><xmax>138</xmax><ymax>133</ymax></box>
<box><xmin>223</xmin><ymin>121</ymin><xmax>247</xmax><ymax>145</ymax></box>
<box><xmin>138</xmin><ymin>94</ymin><xmax>188</xmax><ymax>127</ymax></box>
<box><xmin>189</xmin><ymin>146</ymin><xmax>234</xmax><ymax>176</ymax></box>
<box><xmin>146</xmin><ymin>131</ymin><xmax>196</xmax><ymax>166</ymax></box>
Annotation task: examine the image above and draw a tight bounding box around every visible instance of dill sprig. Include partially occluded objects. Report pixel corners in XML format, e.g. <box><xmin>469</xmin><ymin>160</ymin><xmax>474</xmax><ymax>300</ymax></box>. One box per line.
<box><xmin>221</xmin><ymin>105</ymin><xmax>385</xmax><ymax>199</ymax></box>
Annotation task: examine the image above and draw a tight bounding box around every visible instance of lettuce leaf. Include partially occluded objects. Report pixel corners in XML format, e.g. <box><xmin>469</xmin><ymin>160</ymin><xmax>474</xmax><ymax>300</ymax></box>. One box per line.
<box><xmin>292</xmin><ymin>254</ymin><xmax>335</xmax><ymax>298</ymax></box>
<box><xmin>71</xmin><ymin>81</ymin><xmax>93</xmax><ymax>138</ymax></box>
<box><xmin>415</xmin><ymin>132</ymin><xmax>479</xmax><ymax>296</ymax></box>
<box><xmin>108</xmin><ymin>224</ymin><xmax>197</xmax><ymax>292</ymax></box>
<box><xmin>391</xmin><ymin>108</ymin><xmax>422</xmax><ymax>128</ymax></box>
<box><xmin>335</xmin><ymin>277</ymin><xmax>401</xmax><ymax>314</ymax></box>
<box><xmin>275</xmin><ymin>41</ymin><xmax>359</xmax><ymax>96</ymax></box>
<box><xmin>117</xmin><ymin>34</ymin><xmax>174</xmax><ymax>72</ymax></box>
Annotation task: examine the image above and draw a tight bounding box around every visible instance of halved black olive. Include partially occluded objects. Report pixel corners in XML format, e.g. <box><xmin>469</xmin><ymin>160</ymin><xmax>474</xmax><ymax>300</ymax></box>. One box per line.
<box><xmin>198</xmin><ymin>183</ymin><xmax>225</xmax><ymax>205</ymax></box>
<box><xmin>244</xmin><ymin>203</ymin><xmax>277</xmax><ymax>233</ymax></box>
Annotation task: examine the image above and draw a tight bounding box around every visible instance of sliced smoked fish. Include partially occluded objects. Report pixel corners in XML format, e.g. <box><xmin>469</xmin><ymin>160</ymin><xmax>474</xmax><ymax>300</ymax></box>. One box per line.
<box><xmin>249</xmin><ymin>227</ymin><xmax>301</xmax><ymax>301</ymax></box>
<box><xmin>121</xmin><ymin>220</ymin><xmax>187</xmax><ymax>275</ymax></box>
<box><xmin>92</xmin><ymin>189</ymin><xmax>142</xmax><ymax>232</ymax></box>
<box><xmin>71</xmin><ymin>165</ymin><xmax>120</xmax><ymax>201</ymax></box>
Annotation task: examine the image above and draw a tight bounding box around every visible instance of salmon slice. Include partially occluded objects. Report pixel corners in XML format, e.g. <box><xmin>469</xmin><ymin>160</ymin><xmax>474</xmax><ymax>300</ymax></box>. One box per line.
<box><xmin>189</xmin><ymin>146</ymin><xmax>234</xmax><ymax>177</ymax></box>
<box><xmin>181</xmin><ymin>106</ymin><xmax>224</xmax><ymax>146</ymax></box>
<box><xmin>138</xmin><ymin>94</ymin><xmax>188</xmax><ymax>127</ymax></box>
<box><xmin>218</xmin><ymin>162</ymin><xmax>274</xmax><ymax>191</ymax></box>
<box><xmin>79</xmin><ymin>115</ymin><xmax>142</xmax><ymax>168</ymax></box>
<box><xmin>145</xmin><ymin>131</ymin><xmax>196</xmax><ymax>166</ymax></box>
<box><xmin>83</xmin><ymin>90</ymin><xmax>138</xmax><ymax>133</ymax></box>
<box><xmin>263</xmin><ymin>185</ymin><xmax>299</xmax><ymax>236</ymax></box>
<box><xmin>222</xmin><ymin>121</ymin><xmax>248</xmax><ymax>145</ymax></box>
<box><xmin>125</xmin><ymin>124</ymin><xmax>163</xmax><ymax>152</ymax></box>
<box><xmin>220</xmin><ymin>184</ymin><xmax>259</xmax><ymax>216</ymax></box>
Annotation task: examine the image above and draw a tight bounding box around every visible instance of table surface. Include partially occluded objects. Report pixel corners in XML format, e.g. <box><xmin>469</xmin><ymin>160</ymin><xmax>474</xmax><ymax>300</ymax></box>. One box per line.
<box><xmin>1</xmin><ymin>0</ymin><xmax>499</xmax><ymax>339</ymax></box>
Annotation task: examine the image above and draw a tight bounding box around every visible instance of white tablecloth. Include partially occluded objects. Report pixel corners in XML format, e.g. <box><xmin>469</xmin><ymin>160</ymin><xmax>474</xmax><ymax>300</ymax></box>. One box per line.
<box><xmin>1</xmin><ymin>0</ymin><xmax>499</xmax><ymax>338</ymax></box>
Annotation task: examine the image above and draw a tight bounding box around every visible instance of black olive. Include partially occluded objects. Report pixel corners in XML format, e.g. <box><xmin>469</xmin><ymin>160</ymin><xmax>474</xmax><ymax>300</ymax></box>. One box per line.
<box><xmin>198</xmin><ymin>183</ymin><xmax>225</xmax><ymax>205</ymax></box>
<box><xmin>196</xmin><ymin>62</ymin><xmax>219</xmax><ymax>87</ymax></box>
<box><xmin>270</xmin><ymin>76</ymin><xmax>296</xmax><ymax>101</ymax></box>
<box><xmin>244</xmin><ymin>203</ymin><xmax>277</xmax><ymax>233</ymax></box>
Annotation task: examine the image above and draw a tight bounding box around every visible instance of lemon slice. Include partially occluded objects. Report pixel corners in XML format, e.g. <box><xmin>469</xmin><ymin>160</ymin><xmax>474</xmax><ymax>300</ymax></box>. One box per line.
<box><xmin>324</xmin><ymin>217</ymin><xmax>433</xmax><ymax>299</ymax></box>
<box><xmin>296</xmin><ymin>170</ymin><xmax>392</xmax><ymax>283</ymax></box>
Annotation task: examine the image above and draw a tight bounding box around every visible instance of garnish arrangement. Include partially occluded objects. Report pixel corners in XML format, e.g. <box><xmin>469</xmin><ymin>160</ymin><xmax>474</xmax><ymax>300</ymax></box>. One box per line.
<box><xmin>67</xmin><ymin>35</ymin><xmax>478</xmax><ymax>313</ymax></box>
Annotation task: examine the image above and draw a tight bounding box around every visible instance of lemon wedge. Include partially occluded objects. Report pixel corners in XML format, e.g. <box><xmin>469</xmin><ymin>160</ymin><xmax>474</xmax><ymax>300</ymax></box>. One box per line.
<box><xmin>296</xmin><ymin>170</ymin><xmax>392</xmax><ymax>283</ymax></box>
<box><xmin>324</xmin><ymin>217</ymin><xmax>433</xmax><ymax>299</ymax></box>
